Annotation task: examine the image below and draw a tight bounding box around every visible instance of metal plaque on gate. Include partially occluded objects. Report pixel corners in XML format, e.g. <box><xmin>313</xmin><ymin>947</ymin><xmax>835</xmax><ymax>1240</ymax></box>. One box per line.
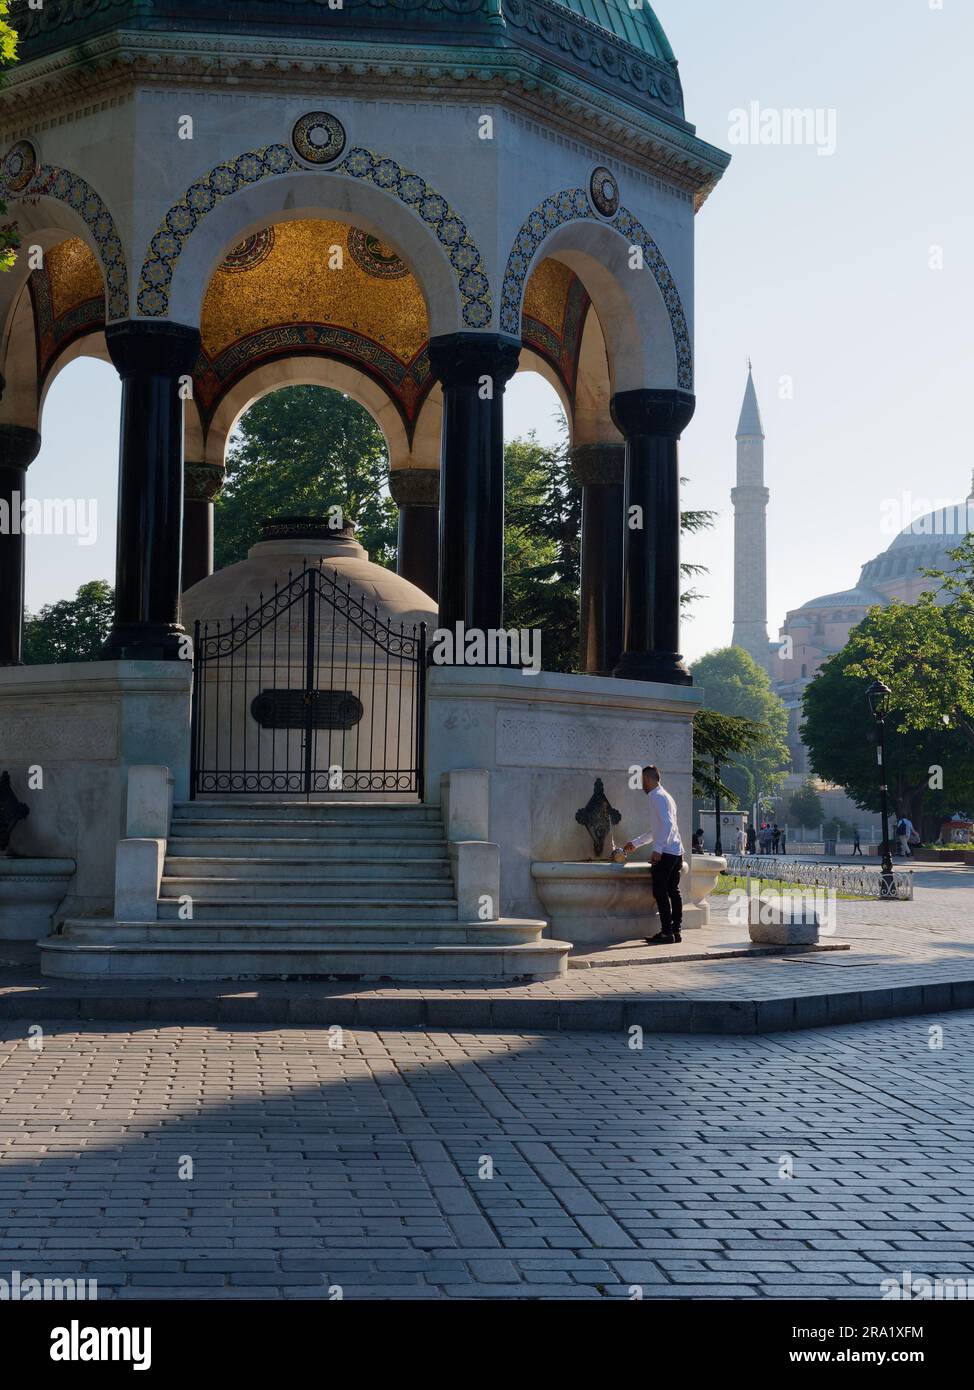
<box><xmin>250</xmin><ymin>689</ymin><xmax>364</xmax><ymax>731</ymax></box>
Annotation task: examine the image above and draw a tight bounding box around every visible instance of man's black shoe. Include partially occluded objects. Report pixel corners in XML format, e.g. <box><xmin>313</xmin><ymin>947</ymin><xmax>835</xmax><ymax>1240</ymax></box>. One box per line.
<box><xmin>645</xmin><ymin>932</ymin><xmax>675</xmax><ymax>945</ymax></box>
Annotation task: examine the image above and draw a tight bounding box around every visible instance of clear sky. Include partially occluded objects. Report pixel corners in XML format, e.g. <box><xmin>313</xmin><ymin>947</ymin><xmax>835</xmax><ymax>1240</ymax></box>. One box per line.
<box><xmin>27</xmin><ymin>0</ymin><xmax>974</xmax><ymax>668</ymax></box>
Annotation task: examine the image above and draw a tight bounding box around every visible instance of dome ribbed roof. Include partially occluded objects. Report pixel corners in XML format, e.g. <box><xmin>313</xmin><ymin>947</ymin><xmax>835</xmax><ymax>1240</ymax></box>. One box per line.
<box><xmin>799</xmin><ymin>587</ymin><xmax>889</xmax><ymax>612</ymax></box>
<box><xmin>553</xmin><ymin>0</ymin><xmax>676</xmax><ymax>63</ymax></box>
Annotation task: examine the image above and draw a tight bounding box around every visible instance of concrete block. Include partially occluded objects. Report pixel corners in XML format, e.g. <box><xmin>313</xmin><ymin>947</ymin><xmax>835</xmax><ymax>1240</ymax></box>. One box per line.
<box><xmin>450</xmin><ymin>840</ymin><xmax>500</xmax><ymax>921</ymax></box>
<box><xmin>114</xmin><ymin>838</ymin><xmax>165</xmax><ymax>921</ymax></box>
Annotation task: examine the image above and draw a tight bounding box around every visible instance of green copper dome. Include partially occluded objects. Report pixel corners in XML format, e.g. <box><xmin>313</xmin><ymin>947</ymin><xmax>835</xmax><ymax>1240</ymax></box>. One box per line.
<box><xmin>552</xmin><ymin>0</ymin><xmax>676</xmax><ymax>65</ymax></box>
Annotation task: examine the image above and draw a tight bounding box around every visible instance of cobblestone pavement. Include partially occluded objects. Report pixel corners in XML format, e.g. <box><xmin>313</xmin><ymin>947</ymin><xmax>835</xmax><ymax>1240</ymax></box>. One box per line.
<box><xmin>2</xmin><ymin>1012</ymin><xmax>974</xmax><ymax>1299</ymax></box>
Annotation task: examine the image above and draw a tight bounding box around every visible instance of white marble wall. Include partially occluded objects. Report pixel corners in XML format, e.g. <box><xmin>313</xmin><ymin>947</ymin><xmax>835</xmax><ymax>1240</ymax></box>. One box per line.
<box><xmin>426</xmin><ymin>666</ymin><xmax>701</xmax><ymax>920</ymax></box>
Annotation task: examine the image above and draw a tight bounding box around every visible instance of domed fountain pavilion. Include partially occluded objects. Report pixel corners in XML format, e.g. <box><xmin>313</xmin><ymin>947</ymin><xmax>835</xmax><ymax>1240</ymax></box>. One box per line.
<box><xmin>0</xmin><ymin>0</ymin><xmax>729</xmax><ymax>979</ymax></box>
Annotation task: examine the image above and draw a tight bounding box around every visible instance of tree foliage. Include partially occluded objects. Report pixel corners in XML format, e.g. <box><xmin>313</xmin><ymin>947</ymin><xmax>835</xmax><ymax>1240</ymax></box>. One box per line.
<box><xmin>786</xmin><ymin>778</ymin><xmax>824</xmax><ymax>829</ymax></box>
<box><xmin>801</xmin><ymin>543</ymin><xmax>974</xmax><ymax>828</ymax></box>
<box><xmin>23</xmin><ymin>581</ymin><xmax>114</xmax><ymax>664</ymax></box>
<box><xmin>692</xmin><ymin>707</ymin><xmax>769</xmax><ymax>801</ymax></box>
<box><xmin>690</xmin><ymin>646</ymin><xmax>791</xmax><ymax>808</ymax></box>
<box><xmin>215</xmin><ymin>387</ymin><xmax>398</xmax><ymax>571</ymax></box>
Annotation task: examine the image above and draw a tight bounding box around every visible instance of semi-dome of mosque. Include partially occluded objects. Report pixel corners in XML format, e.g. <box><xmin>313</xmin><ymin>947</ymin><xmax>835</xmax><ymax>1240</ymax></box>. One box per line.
<box><xmin>797</xmin><ymin>586</ymin><xmax>889</xmax><ymax>613</ymax></box>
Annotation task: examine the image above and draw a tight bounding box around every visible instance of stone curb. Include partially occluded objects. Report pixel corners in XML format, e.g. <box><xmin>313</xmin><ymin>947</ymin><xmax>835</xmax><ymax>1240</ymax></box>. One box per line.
<box><xmin>1</xmin><ymin>977</ymin><xmax>973</xmax><ymax>1033</ymax></box>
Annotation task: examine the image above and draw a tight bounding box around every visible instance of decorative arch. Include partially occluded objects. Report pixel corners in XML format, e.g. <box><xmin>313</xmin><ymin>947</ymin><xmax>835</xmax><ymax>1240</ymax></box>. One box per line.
<box><xmin>136</xmin><ymin>143</ymin><xmax>491</xmax><ymax>329</ymax></box>
<box><xmin>500</xmin><ymin>186</ymin><xmax>692</xmax><ymax>390</ymax></box>
<box><xmin>1</xmin><ymin>143</ymin><xmax>129</xmax><ymax>319</ymax></box>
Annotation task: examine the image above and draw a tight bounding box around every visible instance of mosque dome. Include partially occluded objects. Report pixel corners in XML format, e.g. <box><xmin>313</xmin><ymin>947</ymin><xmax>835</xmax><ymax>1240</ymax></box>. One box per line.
<box><xmin>858</xmin><ymin>477</ymin><xmax>974</xmax><ymax>592</ymax></box>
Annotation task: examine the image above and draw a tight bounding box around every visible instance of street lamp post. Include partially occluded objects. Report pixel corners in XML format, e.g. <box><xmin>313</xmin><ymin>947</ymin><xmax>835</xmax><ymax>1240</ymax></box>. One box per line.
<box><xmin>714</xmin><ymin>758</ymin><xmax>722</xmax><ymax>856</ymax></box>
<box><xmin>866</xmin><ymin>679</ymin><xmax>896</xmax><ymax>897</ymax></box>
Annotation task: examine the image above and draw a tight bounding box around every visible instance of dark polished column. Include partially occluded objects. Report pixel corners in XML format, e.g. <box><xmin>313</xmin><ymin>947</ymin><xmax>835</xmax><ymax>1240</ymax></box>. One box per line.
<box><xmin>611</xmin><ymin>388</ymin><xmax>696</xmax><ymax>685</ymax></box>
<box><xmin>103</xmin><ymin>321</ymin><xmax>201</xmax><ymax>660</ymax></box>
<box><xmin>0</xmin><ymin>424</ymin><xmax>42</xmax><ymax>666</ymax></box>
<box><xmin>571</xmin><ymin>442</ymin><xmax>625</xmax><ymax>676</ymax></box>
<box><xmin>427</xmin><ymin>333</ymin><xmax>520</xmax><ymax>635</ymax></box>
<box><xmin>182</xmin><ymin>461</ymin><xmax>224</xmax><ymax>592</ymax></box>
<box><xmin>389</xmin><ymin>467</ymin><xmax>439</xmax><ymax>601</ymax></box>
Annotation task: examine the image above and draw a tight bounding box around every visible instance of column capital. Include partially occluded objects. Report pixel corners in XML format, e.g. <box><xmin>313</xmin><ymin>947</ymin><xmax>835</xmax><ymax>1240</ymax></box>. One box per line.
<box><xmin>0</xmin><ymin>424</ymin><xmax>41</xmax><ymax>471</ymax></box>
<box><xmin>388</xmin><ymin>467</ymin><xmax>439</xmax><ymax>507</ymax></box>
<box><xmin>428</xmin><ymin>333</ymin><xmax>521</xmax><ymax>391</ymax></box>
<box><xmin>571</xmin><ymin>442</ymin><xmax>625</xmax><ymax>487</ymax></box>
<box><xmin>185</xmin><ymin>460</ymin><xmax>225</xmax><ymax>503</ymax></box>
<box><xmin>106</xmin><ymin>320</ymin><xmax>201</xmax><ymax>378</ymax></box>
<box><xmin>610</xmin><ymin>388</ymin><xmax>696</xmax><ymax>441</ymax></box>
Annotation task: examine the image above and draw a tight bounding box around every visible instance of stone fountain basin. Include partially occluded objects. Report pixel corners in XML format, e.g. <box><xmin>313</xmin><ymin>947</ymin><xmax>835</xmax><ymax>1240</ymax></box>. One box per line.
<box><xmin>531</xmin><ymin>855</ymin><xmax>726</xmax><ymax>948</ymax></box>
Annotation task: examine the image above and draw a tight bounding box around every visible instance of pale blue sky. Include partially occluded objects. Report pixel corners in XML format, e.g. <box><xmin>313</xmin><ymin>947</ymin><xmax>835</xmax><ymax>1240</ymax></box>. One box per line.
<box><xmin>28</xmin><ymin>0</ymin><xmax>974</xmax><ymax>665</ymax></box>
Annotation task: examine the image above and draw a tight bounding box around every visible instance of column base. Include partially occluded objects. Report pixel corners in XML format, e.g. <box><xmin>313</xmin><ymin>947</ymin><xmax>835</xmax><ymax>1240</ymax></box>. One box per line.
<box><xmin>101</xmin><ymin>623</ymin><xmax>187</xmax><ymax>662</ymax></box>
<box><xmin>612</xmin><ymin>650</ymin><xmax>693</xmax><ymax>686</ymax></box>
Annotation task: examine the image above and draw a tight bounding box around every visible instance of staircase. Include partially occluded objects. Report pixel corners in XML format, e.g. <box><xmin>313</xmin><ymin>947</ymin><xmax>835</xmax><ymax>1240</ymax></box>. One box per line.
<box><xmin>42</xmin><ymin>800</ymin><xmax>569</xmax><ymax>981</ymax></box>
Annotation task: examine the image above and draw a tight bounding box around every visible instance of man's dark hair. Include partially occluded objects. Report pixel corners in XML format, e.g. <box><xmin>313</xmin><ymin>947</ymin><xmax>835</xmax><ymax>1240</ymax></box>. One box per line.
<box><xmin>643</xmin><ymin>765</ymin><xmax>661</xmax><ymax>780</ymax></box>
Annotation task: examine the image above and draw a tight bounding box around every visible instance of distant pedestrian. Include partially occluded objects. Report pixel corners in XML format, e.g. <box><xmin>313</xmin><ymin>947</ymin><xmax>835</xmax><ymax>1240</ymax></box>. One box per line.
<box><xmin>772</xmin><ymin>823</ymin><xmax>781</xmax><ymax>854</ymax></box>
<box><xmin>735</xmin><ymin>825</ymin><xmax>745</xmax><ymax>854</ymax></box>
<box><xmin>760</xmin><ymin>824</ymin><xmax>773</xmax><ymax>854</ymax></box>
<box><xmin>896</xmin><ymin>816</ymin><xmax>914</xmax><ymax>857</ymax></box>
<box><xmin>692</xmin><ymin>828</ymin><xmax>704</xmax><ymax>854</ymax></box>
<box><xmin>852</xmin><ymin>828</ymin><xmax>863</xmax><ymax>856</ymax></box>
<box><xmin>746</xmin><ymin>824</ymin><xmax>756</xmax><ymax>854</ymax></box>
<box><xmin>780</xmin><ymin>829</ymin><xmax>787</xmax><ymax>855</ymax></box>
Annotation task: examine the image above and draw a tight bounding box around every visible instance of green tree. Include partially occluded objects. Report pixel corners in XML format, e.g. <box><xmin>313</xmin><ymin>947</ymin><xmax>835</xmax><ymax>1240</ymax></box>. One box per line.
<box><xmin>691</xmin><ymin>646</ymin><xmax>790</xmax><ymax>809</ymax></box>
<box><xmin>504</xmin><ymin>429</ymin><xmax>716</xmax><ymax>673</ymax></box>
<box><xmin>692</xmin><ymin>707</ymin><xmax>769</xmax><ymax>801</ymax></box>
<box><xmin>23</xmin><ymin>580</ymin><xmax>114</xmax><ymax>664</ymax></box>
<box><xmin>802</xmin><ymin>600</ymin><xmax>974</xmax><ymax>830</ymax></box>
<box><xmin>786</xmin><ymin>778</ymin><xmax>824</xmax><ymax>829</ymax></box>
<box><xmin>215</xmin><ymin>386</ymin><xmax>398</xmax><ymax>570</ymax></box>
<box><xmin>0</xmin><ymin>3</ymin><xmax>21</xmax><ymax>271</ymax></box>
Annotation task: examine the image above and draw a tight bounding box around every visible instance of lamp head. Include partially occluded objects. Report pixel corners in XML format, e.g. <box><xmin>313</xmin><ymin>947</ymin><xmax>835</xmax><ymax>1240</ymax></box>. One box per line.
<box><xmin>866</xmin><ymin>678</ymin><xmax>892</xmax><ymax>722</ymax></box>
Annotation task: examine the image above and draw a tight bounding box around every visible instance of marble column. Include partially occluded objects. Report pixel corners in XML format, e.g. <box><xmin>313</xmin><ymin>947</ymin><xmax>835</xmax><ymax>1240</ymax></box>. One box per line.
<box><xmin>427</xmin><ymin>333</ymin><xmax>520</xmax><ymax>637</ymax></box>
<box><xmin>0</xmin><ymin>424</ymin><xmax>42</xmax><ymax>666</ymax></box>
<box><xmin>182</xmin><ymin>461</ymin><xmax>224</xmax><ymax>592</ymax></box>
<box><xmin>388</xmin><ymin>467</ymin><xmax>439</xmax><ymax>601</ymax></box>
<box><xmin>610</xmin><ymin>388</ymin><xmax>696</xmax><ymax>686</ymax></box>
<box><xmin>571</xmin><ymin>442</ymin><xmax>625</xmax><ymax>676</ymax></box>
<box><xmin>102</xmin><ymin>321</ymin><xmax>201</xmax><ymax>661</ymax></box>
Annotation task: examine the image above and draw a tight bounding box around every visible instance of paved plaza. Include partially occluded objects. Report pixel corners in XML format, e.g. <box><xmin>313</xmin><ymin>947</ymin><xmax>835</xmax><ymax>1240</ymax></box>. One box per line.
<box><xmin>2</xmin><ymin>865</ymin><xmax>973</xmax><ymax>1033</ymax></box>
<box><xmin>2</xmin><ymin>1011</ymin><xmax>974</xmax><ymax>1300</ymax></box>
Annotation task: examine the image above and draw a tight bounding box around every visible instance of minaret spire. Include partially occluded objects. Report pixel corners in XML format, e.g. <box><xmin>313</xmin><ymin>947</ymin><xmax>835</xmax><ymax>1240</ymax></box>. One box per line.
<box><xmin>731</xmin><ymin>362</ymin><xmax>770</xmax><ymax>670</ymax></box>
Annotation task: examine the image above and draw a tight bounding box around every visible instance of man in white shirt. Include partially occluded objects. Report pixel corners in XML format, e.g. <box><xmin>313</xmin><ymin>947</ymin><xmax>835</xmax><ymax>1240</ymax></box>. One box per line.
<box><xmin>623</xmin><ymin>765</ymin><xmax>685</xmax><ymax>945</ymax></box>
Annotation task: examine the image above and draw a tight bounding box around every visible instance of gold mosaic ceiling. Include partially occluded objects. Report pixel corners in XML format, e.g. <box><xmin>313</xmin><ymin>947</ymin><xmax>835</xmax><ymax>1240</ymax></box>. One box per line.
<box><xmin>523</xmin><ymin>258</ymin><xmax>576</xmax><ymax>337</ymax></box>
<box><xmin>43</xmin><ymin>237</ymin><xmax>104</xmax><ymax>318</ymax></box>
<box><xmin>200</xmin><ymin>220</ymin><xmax>429</xmax><ymax>362</ymax></box>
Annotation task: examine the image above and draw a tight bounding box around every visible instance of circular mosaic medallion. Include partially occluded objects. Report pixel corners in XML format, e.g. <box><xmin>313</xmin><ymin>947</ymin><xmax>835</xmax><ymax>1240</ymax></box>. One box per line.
<box><xmin>589</xmin><ymin>165</ymin><xmax>620</xmax><ymax>219</ymax></box>
<box><xmin>347</xmin><ymin>227</ymin><xmax>408</xmax><ymax>280</ymax></box>
<box><xmin>292</xmin><ymin>111</ymin><xmax>347</xmax><ymax>166</ymax></box>
<box><xmin>2</xmin><ymin>140</ymin><xmax>37</xmax><ymax>194</ymax></box>
<box><xmin>220</xmin><ymin>227</ymin><xmax>276</xmax><ymax>273</ymax></box>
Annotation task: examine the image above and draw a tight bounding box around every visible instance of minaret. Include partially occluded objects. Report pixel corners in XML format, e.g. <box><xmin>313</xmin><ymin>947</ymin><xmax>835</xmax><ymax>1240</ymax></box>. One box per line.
<box><xmin>731</xmin><ymin>362</ymin><xmax>770</xmax><ymax>669</ymax></box>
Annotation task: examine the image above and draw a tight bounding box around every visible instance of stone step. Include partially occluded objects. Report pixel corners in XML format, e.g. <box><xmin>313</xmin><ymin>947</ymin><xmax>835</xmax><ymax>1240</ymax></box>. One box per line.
<box><xmin>56</xmin><ymin>918</ymin><xmax>548</xmax><ymax>947</ymax></box>
<box><xmin>166</xmin><ymin>836</ymin><xmax>449</xmax><ymax>861</ymax></box>
<box><xmin>159</xmin><ymin>876</ymin><xmax>456</xmax><ymax>901</ymax></box>
<box><xmin>170</xmin><ymin>818</ymin><xmax>445</xmax><ymax>840</ymax></box>
<box><xmin>163</xmin><ymin>856</ymin><xmax>453</xmax><ymax>880</ymax></box>
<box><xmin>155</xmin><ymin>897</ymin><xmax>459</xmax><ymax>922</ymax></box>
<box><xmin>173</xmin><ymin>800</ymin><xmax>439</xmax><ymax>821</ymax></box>
<box><xmin>40</xmin><ymin>934</ymin><xmax>569</xmax><ymax>981</ymax></box>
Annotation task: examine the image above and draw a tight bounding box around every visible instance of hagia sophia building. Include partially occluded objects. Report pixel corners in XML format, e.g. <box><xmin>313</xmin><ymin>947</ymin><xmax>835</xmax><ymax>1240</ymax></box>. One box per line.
<box><xmin>730</xmin><ymin>365</ymin><xmax>974</xmax><ymax>783</ymax></box>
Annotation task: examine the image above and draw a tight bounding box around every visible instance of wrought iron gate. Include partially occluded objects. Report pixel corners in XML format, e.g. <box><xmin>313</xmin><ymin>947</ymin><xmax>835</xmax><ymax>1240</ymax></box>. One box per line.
<box><xmin>190</xmin><ymin>562</ymin><xmax>427</xmax><ymax>797</ymax></box>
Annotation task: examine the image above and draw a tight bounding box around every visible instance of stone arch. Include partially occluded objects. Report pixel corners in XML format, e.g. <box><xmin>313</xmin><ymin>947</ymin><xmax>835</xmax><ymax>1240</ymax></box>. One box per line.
<box><xmin>204</xmin><ymin>356</ymin><xmax>426</xmax><ymax>472</ymax></box>
<box><xmin>500</xmin><ymin>187</ymin><xmax>691</xmax><ymax>392</ymax></box>
<box><xmin>1</xmin><ymin>147</ymin><xmax>129</xmax><ymax>320</ymax></box>
<box><xmin>137</xmin><ymin>143</ymin><xmax>490</xmax><ymax>334</ymax></box>
<box><xmin>38</xmin><ymin>330</ymin><xmax>112</xmax><ymax>428</ymax></box>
